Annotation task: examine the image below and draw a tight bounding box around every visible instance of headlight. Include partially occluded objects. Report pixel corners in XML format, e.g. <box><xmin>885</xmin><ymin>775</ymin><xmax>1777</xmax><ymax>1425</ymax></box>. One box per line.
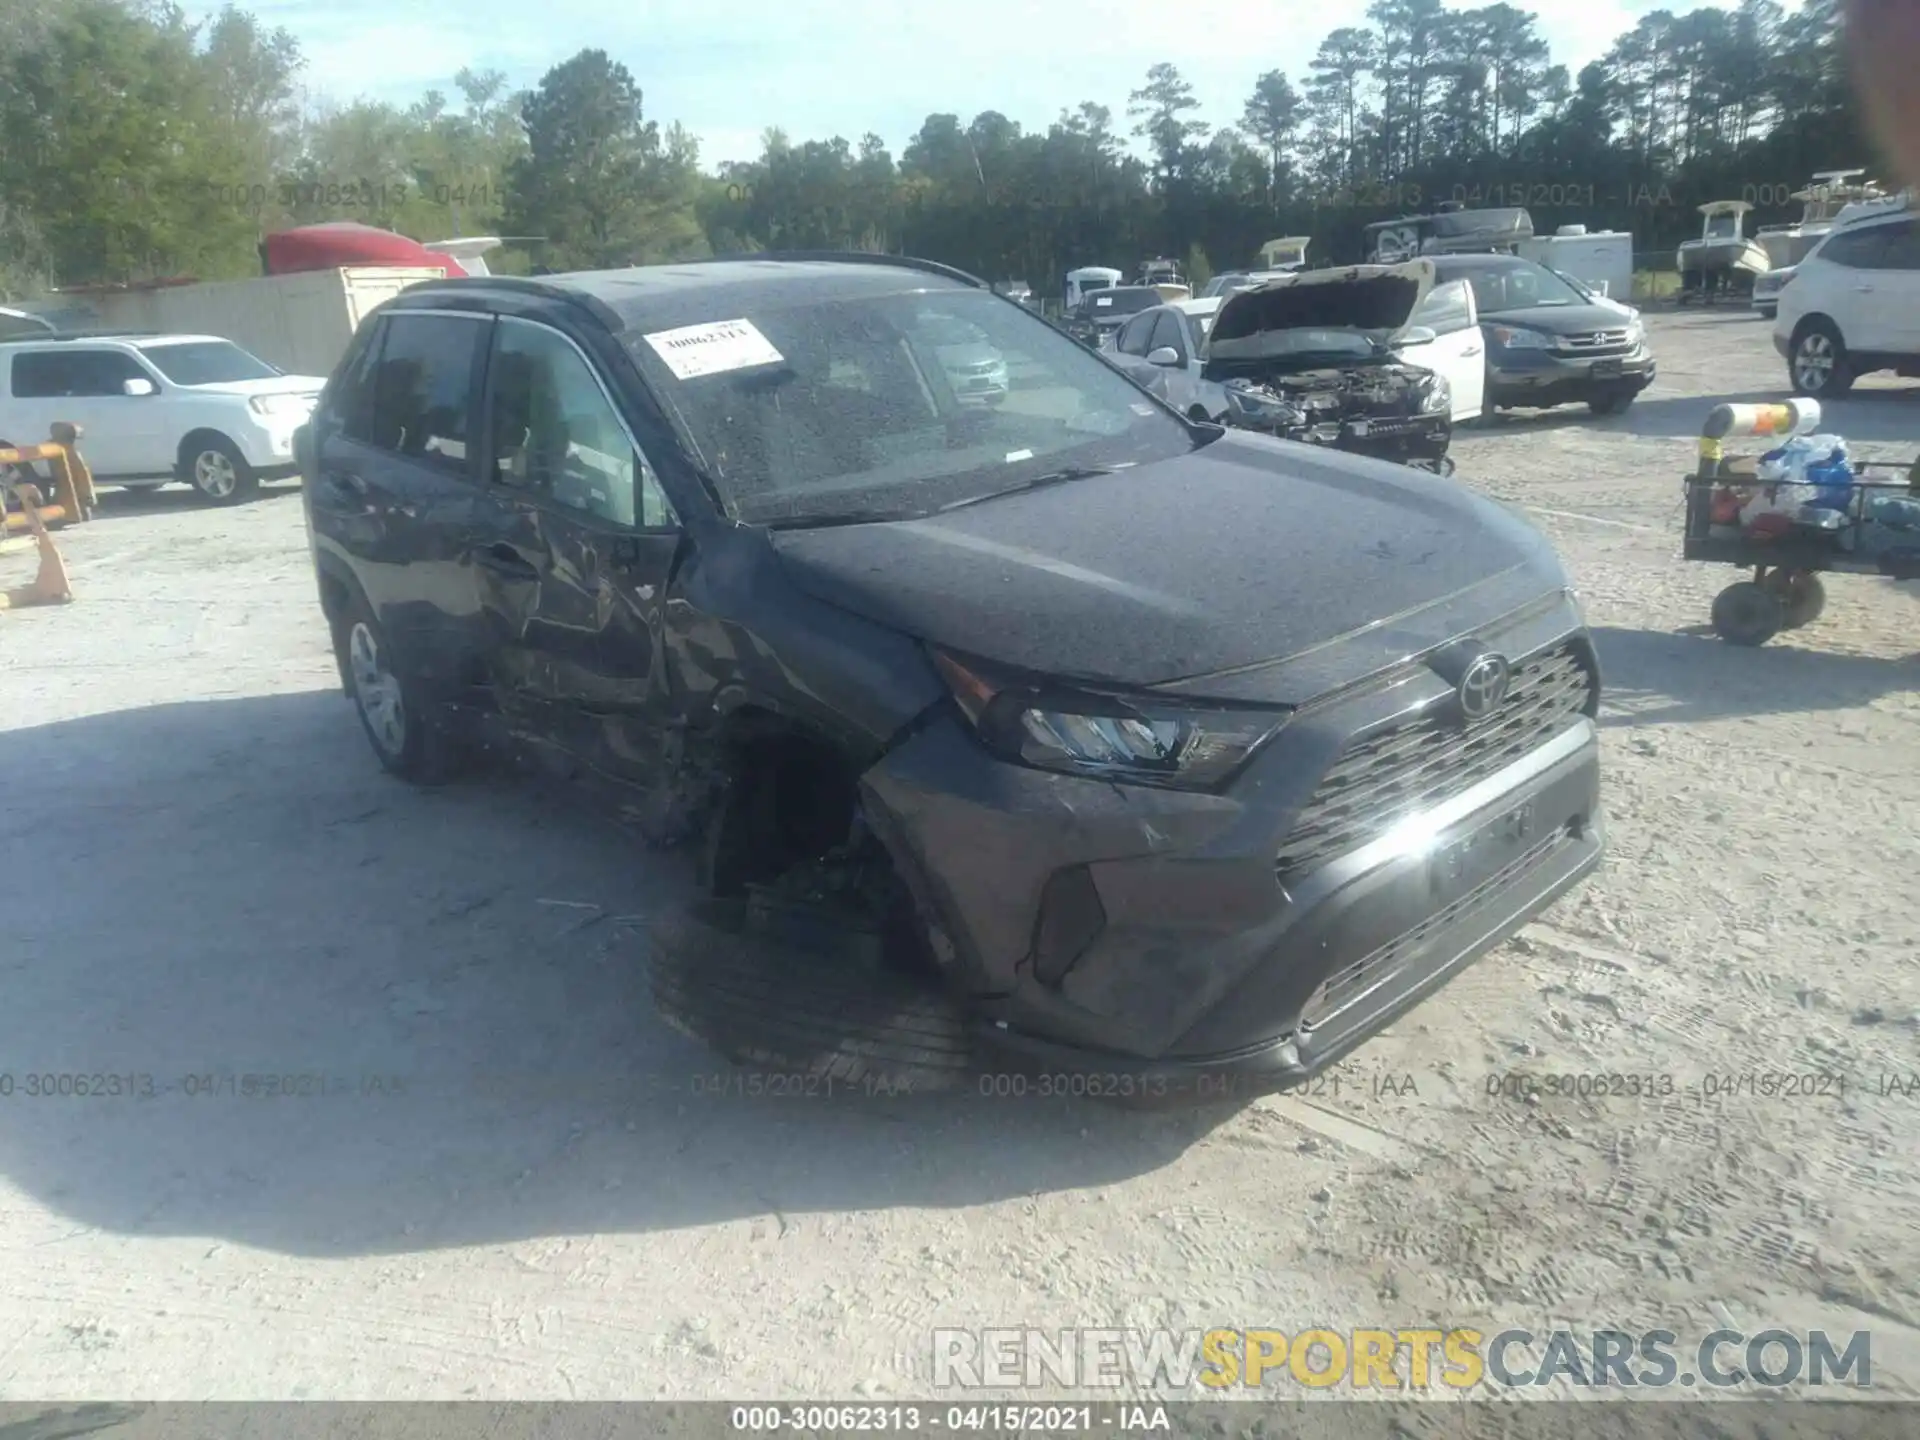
<box><xmin>1223</xmin><ymin>383</ymin><xmax>1304</xmax><ymax>428</ymax></box>
<box><xmin>932</xmin><ymin>650</ymin><xmax>1290</xmax><ymax>792</ymax></box>
<box><xmin>1488</xmin><ymin>325</ymin><xmax>1552</xmax><ymax>350</ymax></box>
<box><xmin>1624</xmin><ymin>318</ymin><xmax>1645</xmax><ymax>347</ymax></box>
<box><xmin>1418</xmin><ymin>373</ymin><xmax>1452</xmax><ymax>413</ymax></box>
<box><xmin>250</xmin><ymin>393</ymin><xmax>315</xmax><ymax>417</ymax></box>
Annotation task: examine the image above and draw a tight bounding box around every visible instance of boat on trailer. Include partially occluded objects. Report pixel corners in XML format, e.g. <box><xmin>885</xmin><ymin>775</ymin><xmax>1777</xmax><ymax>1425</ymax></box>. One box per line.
<box><xmin>1677</xmin><ymin>201</ymin><xmax>1770</xmax><ymax>302</ymax></box>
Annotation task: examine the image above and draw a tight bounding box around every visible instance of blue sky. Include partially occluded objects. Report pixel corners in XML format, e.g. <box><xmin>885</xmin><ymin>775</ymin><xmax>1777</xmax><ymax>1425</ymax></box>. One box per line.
<box><xmin>196</xmin><ymin>0</ymin><xmax>1757</xmax><ymax>171</ymax></box>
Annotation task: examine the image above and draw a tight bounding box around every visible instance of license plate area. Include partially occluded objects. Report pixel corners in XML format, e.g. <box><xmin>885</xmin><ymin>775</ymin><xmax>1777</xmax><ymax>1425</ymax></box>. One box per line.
<box><xmin>1591</xmin><ymin>359</ymin><xmax>1622</xmax><ymax>378</ymax></box>
<box><xmin>1430</xmin><ymin>801</ymin><xmax>1535</xmax><ymax>903</ymax></box>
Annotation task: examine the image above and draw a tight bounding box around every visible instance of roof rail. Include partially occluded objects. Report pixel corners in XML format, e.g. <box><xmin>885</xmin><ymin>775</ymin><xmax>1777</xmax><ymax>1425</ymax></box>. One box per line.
<box><xmin>674</xmin><ymin>250</ymin><xmax>987</xmax><ymax>288</ymax></box>
<box><xmin>1</xmin><ymin>328</ymin><xmax>165</xmax><ymax>342</ymax></box>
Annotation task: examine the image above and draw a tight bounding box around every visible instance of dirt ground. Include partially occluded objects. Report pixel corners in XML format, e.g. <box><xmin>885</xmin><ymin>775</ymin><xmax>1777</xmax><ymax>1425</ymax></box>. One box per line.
<box><xmin>2</xmin><ymin>308</ymin><xmax>1918</xmax><ymax>1403</ymax></box>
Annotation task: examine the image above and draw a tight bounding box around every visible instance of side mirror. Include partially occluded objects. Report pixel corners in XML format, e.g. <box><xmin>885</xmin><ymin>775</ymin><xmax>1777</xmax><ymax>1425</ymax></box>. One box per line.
<box><xmin>1395</xmin><ymin>326</ymin><xmax>1439</xmax><ymax>347</ymax></box>
<box><xmin>123</xmin><ymin>377</ymin><xmax>157</xmax><ymax>397</ymax></box>
<box><xmin>1146</xmin><ymin>346</ymin><xmax>1181</xmax><ymax>367</ymax></box>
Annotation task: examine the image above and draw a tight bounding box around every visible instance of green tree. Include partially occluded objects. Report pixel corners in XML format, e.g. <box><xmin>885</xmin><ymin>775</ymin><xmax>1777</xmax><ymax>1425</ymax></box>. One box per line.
<box><xmin>501</xmin><ymin>48</ymin><xmax>706</xmax><ymax>270</ymax></box>
<box><xmin>1241</xmin><ymin>70</ymin><xmax>1304</xmax><ymax>197</ymax></box>
<box><xmin>1128</xmin><ymin>63</ymin><xmax>1209</xmax><ymax>187</ymax></box>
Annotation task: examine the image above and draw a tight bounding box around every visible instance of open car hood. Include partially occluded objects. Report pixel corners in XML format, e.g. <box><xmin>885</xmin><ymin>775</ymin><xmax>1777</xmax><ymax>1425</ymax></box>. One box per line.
<box><xmin>1208</xmin><ymin>261</ymin><xmax>1435</xmax><ymax>359</ymax></box>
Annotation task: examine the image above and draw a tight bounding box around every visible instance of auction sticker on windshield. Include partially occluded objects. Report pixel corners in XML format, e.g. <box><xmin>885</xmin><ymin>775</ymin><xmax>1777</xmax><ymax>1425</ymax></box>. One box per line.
<box><xmin>642</xmin><ymin>318</ymin><xmax>784</xmax><ymax>380</ymax></box>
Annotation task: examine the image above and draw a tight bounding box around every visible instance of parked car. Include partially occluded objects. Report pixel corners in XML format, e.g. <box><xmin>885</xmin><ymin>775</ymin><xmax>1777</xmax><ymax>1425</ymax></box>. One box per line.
<box><xmin>1064</xmin><ymin>285</ymin><xmax>1162</xmax><ymax>347</ymax></box>
<box><xmin>914</xmin><ymin>312</ymin><xmax>1009</xmax><ymax>405</ymax></box>
<box><xmin>297</xmin><ymin>252</ymin><xmax>1604</xmax><ymax>1103</ymax></box>
<box><xmin>1198</xmin><ymin>260</ymin><xmax>1487</xmax><ymax>470</ymax></box>
<box><xmin>1773</xmin><ymin>201</ymin><xmax>1920</xmax><ymax>398</ymax></box>
<box><xmin>1427</xmin><ymin>252</ymin><xmax>1656</xmax><ymax>417</ymax></box>
<box><xmin>1750</xmin><ymin>265</ymin><xmax>1796</xmax><ymax>320</ymax></box>
<box><xmin>0</xmin><ymin>307</ymin><xmax>56</xmax><ymax>340</ymax></box>
<box><xmin>0</xmin><ymin>332</ymin><xmax>324</xmax><ymax>502</ymax></box>
<box><xmin>1105</xmin><ymin>297</ymin><xmax>1229</xmax><ymax>421</ymax></box>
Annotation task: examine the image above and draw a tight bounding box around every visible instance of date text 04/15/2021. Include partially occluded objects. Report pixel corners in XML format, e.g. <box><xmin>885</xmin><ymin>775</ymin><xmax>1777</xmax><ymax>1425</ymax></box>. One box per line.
<box><xmin>729</xmin><ymin>1405</ymin><xmax>1171</xmax><ymax>1432</ymax></box>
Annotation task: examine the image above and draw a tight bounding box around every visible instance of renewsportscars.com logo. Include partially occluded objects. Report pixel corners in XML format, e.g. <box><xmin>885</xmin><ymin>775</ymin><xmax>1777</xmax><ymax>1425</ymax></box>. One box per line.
<box><xmin>930</xmin><ymin>1327</ymin><xmax>1873</xmax><ymax>1391</ymax></box>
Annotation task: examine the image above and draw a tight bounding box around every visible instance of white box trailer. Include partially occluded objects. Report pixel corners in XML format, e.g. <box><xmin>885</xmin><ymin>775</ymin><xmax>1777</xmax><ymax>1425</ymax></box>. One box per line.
<box><xmin>26</xmin><ymin>265</ymin><xmax>446</xmax><ymax>377</ymax></box>
<box><xmin>1517</xmin><ymin>227</ymin><xmax>1634</xmax><ymax>301</ymax></box>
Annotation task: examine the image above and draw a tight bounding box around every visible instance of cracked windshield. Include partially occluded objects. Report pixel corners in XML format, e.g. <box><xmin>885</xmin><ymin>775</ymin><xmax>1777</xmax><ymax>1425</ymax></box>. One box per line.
<box><xmin>0</xmin><ymin>0</ymin><xmax>1916</xmax><ymax>1434</ymax></box>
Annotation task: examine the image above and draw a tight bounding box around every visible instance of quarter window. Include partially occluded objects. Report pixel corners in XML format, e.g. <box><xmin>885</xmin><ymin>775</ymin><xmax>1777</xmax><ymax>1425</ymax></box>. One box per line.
<box><xmin>368</xmin><ymin>313</ymin><xmax>483</xmax><ymax>475</ymax></box>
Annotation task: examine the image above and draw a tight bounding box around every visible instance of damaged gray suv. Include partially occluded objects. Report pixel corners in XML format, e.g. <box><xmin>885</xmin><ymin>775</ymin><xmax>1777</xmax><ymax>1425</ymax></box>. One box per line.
<box><xmin>298</xmin><ymin>252</ymin><xmax>1604</xmax><ymax>1105</ymax></box>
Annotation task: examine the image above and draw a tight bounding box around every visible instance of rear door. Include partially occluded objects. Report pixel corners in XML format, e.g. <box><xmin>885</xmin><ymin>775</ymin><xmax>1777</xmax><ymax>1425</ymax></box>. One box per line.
<box><xmin>1397</xmin><ymin>278</ymin><xmax>1484</xmax><ymax>421</ymax></box>
<box><xmin>9</xmin><ymin>347</ymin><xmax>167</xmax><ymax>474</ymax></box>
<box><xmin>467</xmin><ymin>314</ymin><xmax>683</xmax><ymax>793</ymax></box>
<box><xmin>305</xmin><ymin>308</ymin><xmax>492</xmax><ymax>691</ymax></box>
<box><xmin>1851</xmin><ymin>218</ymin><xmax>1920</xmax><ymax>354</ymax></box>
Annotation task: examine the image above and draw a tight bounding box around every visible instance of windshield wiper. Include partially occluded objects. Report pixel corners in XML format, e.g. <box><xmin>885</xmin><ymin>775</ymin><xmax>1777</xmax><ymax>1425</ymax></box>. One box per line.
<box><xmin>758</xmin><ymin>506</ymin><xmax>934</xmax><ymax>530</ymax></box>
<box><xmin>935</xmin><ymin>465</ymin><xmax>1117</xmax><ymax>514</ymax></box>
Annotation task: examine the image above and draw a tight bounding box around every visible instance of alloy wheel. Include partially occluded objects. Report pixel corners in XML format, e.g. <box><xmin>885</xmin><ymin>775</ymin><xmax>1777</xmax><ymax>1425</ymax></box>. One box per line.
<box><xmin>194</xmin><ymin>449</ymin><xmax>238</xmax><ymax>499</ymax></box>
<box><xmin>348</xmin><ymin>621</ymin><xmax>407</xmax><ymax>757</ymax></box>
<box><xmin>1793</xmin><ymin>333</ymin><xmax>1835</xmax><ymax>390</ymax></box>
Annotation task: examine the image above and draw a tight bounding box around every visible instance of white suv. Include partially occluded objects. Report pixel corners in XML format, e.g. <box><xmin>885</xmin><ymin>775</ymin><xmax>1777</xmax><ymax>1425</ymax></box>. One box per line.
<box><xmin>0</xmin><ymin>332</ymin><xmax>326</xmax><ymax>503</ymax></box>
<box><xmin>1773</xmin><ymin>207</ymin><xmax>1920</xmax><ymax>399</ymax></box>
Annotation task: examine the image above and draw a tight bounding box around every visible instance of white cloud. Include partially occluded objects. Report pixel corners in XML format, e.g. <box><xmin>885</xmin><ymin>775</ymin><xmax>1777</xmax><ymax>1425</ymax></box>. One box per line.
<box><xmin>188</xmin><ymin>0</ymin><xmax>1772</xmax><ymax>169</ymax></box>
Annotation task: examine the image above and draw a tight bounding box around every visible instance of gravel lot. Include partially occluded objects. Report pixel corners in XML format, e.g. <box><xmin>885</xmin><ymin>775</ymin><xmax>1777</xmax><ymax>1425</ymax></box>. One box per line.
<box><xmin>3</xmin><ymin>308</ymin><xmax>1918</xmax><ymax>1402</ymax></box>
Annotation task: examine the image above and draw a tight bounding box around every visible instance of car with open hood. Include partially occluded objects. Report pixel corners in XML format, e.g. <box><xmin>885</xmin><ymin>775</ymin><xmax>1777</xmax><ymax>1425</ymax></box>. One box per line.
<box><xmin>1427</xmin><ymin>252</ymin><xmax>1655</xmax><ymax>417</ymax></box>
<box><xmin>1201</xmin><ymin>260</ymin><xmax>1486</xmax><ymax>471</ymax></box>
<box><xmin>297</xmin><ymin>252</ymin><xmax>1604</xmax><ymax>1105</ymax></box>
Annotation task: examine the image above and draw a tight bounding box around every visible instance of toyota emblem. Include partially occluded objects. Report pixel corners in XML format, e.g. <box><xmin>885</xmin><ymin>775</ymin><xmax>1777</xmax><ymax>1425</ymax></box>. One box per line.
<box><xmin>1457</xmin><ymin>653</ymin><xmax>1512</xmax><ymax>720</ymax></box>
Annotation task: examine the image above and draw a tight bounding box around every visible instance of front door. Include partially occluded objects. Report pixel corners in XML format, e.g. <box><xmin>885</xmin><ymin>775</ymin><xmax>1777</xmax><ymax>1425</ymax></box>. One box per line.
<box><xmin>468</xmin><ymin>313</ymin><xmax>683</xmax><ymax>800</ymax></box>
<box><xmin>1397</xmin><ymin>279</ymin><xmax>1485</xmax><ymax>422</ymax></box>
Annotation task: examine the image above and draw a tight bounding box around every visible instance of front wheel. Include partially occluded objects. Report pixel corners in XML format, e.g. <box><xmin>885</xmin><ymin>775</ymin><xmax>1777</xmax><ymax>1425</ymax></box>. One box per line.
<box><xmin>182</xmin><ymin>434</ymin><xmax>258</xmax><ymax>505</ymax></box>
<box><xmin>1789</xmin><ymin>319</ymin><xmax>1855</xmax><ymax>399</ymax></box>
<box><xmin>340</xmin><ymin>598</ymin><xmax>460</xmax><ymax>784</ymax></box>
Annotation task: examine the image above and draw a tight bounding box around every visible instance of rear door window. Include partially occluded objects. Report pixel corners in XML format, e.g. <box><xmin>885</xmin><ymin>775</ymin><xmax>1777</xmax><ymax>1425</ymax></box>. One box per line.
<box><xmin>1816</xmin><ymin>225</ymin><xmax>1889</xmax><ymax>269</ymax></box>
<box><xmin>368</xmin><ymin>313</ymin><xmax>486</xmax><ymax>476</ymax></box>
<box><xmin>10</xmin><ymin>351</ymin><xmax>73</xmax><ymax>398</ymax></box>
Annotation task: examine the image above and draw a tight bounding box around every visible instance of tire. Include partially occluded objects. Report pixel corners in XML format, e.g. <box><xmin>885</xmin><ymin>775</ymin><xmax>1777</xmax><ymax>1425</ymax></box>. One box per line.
<box><xmin>1762</xmin><ymin>570</ymin><xmax>1826</xmax><ymax>630</ymax></box>
<box><xmin>1588</xmin><ymin>390</ymin><xmax>1636</xmax><ymax>416</ymax></box>
<box><xmin>1788</xmin><ymin>318</ymin><xmax>1855</xmax><ymax>399</ymax></box>
<box><xmin>339</xmin><ymin>596</ymin><xmax>460</xmax><ymax>784</ymax></box>
<box><xmin>1710</xmin><ymin>580</ymin><xmax>1784</xmax><ymax>646</ymax></box>
<box><xmin>181</xmin><ymin>432</ymin><xmax>258</xmax><ymax>505</ymax></box>
<box><xmin>646</xmin><ymin>907</ymin><xmax>976</xmax><ymax>1093</ymax></box>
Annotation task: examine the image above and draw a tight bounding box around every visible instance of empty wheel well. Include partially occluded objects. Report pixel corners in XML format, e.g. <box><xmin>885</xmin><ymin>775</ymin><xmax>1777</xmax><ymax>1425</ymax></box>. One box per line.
<box><xmin>705</xmin><ymin>711</ymin><xmax>862</xmax><ymax>896</ymax></box>
<box><xmin>701</xmin><ymin>708</ymin><xmax>939</xmax><ymax>979</ymax></box>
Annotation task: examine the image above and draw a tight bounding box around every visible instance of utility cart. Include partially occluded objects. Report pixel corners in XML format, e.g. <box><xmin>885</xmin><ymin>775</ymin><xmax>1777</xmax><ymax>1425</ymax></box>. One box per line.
<box><xmin>1683</xmin><ymin>398</ymin><xmax>1920</xmax><ymax>646</ymax></box>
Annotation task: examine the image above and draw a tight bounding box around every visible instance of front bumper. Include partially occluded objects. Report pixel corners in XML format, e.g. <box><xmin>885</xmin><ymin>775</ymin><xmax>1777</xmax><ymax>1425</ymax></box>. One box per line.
<box><xmin>860</xmin><ymin>607</ymin><xmax>1604</xmax><ymax>1103</ymax></box>
<box><xmin>230</xmin><ymin>412</ymin><xmax>313</xmax><ymax>474</ymax></box>
<box><xmin>1488</xmin><ymin>347</ymin><xmax>1655</xmax><ymax>409</ymax></box>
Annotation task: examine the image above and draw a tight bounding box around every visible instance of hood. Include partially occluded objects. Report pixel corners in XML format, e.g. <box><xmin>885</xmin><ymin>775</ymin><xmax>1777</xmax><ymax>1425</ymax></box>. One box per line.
<box><xmin>1209</xmin><ymin>261</ymin><xmax>1436</xmax><ymax>358</ymax></box>
<box><xmin>1480</xmin><ymin>300</ymin><xmax>1638</xmax><ymax>336</ymax></box>
<box><xmin>766</xmin><ymin>431</ymin><xmax>1564</xmax><ymax>698</ymax></box>
<box><xmin>174</xmin><ymin>375</ymin><xmax>327</xmax><ymax>397</ymax></box>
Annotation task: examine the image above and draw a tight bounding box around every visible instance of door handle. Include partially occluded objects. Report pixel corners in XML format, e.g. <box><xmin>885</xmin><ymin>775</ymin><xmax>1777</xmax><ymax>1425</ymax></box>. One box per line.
<box><xmin>1855</xmin><ymin>285</ymin><xmax>1874</xmax><ymax>293</ymax></box>
<box><xmin>1462</xmin><ymin>344</ymin><xmax>1483</xmax><ymax>356</ymax></box>
<box><xmin>323</xmin><ymin>471</ymin><xmax>366</xmax><ymax>498</ymax></box>
<box><xmin>474</xmin><ymin>542</ymin><xmax>539</xmax><ymax>578</ymax></box>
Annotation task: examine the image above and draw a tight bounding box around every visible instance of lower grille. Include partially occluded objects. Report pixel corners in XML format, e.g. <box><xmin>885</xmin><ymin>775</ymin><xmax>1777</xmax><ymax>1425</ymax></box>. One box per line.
<box><xmin>1300</xmin><ymin>822</ymin><xmax>1574</xmax><ymax>1030</ymax></box>
<box><xmin>1274</xmin><ymin>638</ymin><xmax>1595</xmax><ymax>879</ymax></box>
